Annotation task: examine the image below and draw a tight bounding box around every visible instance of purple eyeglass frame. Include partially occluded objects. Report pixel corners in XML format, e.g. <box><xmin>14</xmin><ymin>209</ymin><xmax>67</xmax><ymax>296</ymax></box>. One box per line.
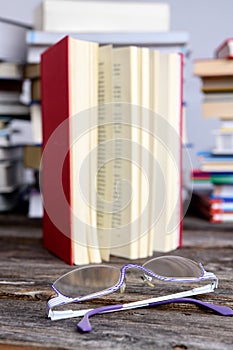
<box><xmin>47</xmin><ymin>255</ymin><xmax>218</xmax><ymax>314</ymax></box>
<box><xmin>77</xmin><ymin>297</ymin><xmax>233</xmax><ymax>332</ymax></box>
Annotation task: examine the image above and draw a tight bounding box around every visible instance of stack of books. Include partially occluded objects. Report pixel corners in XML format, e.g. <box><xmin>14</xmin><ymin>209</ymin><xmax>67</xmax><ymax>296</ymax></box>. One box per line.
<box><xmin>41</xmin><ymin>36</ymin><xmax>184</xmax><ymax>265</ymax></box>
<box><xmin>23</xmin><ymin>144</ymin><xmax>42</xmax><ymax>218</ymax></box>
<box><xmin>23</xmin><ymin>63</ymin><xmax>41</xmax><ymax>144</ymax></box>
<box><xmin>191</xmin><ymin>169</ymin><xmax>233</xmax><ymax>223</ymax></box>
<box><xmin>0</xmin><ymin>16</ymin><xmax>32</xmax><ymax>213</ymax></box>
<box><xmin>21</xmin><ymin>63</ymin><xmax>43</xmax><ymax>218</ymax></box>
<box><xmin>0</xmin><ymin>60</ymin><xmax>30</xmax><ymax>212</ymax></box>
<box><xmin>193</xmin><ymin>38</ymin><xmax>233</xmax><ymax>223</ymax></box>
<box><xmin>24</xmin><ymin>0</ymin><xmax>189</xmax><ymax>149</ymax></box>
<box><xmin>0</xmin><ymin>62</ymin><xmax>29</xmax><ymax>120</ymax></box>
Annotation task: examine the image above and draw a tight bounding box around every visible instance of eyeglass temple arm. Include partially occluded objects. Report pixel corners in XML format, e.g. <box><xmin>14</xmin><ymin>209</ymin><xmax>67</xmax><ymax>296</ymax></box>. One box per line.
<box><xmin>48</xmin><ymin>281</ymin><xmax>218</xmax><ymax>320</ymax></box>
<box><xmin>77</xmin><ymin>297</ymin><xmax>233</xmax><ymax>333</ymax></box>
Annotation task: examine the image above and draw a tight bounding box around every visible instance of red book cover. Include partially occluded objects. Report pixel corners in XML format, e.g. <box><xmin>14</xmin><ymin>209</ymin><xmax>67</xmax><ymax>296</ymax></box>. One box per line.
<box><xmin>41</xmin><ymin>36</ymin><xmax>73</xmax><ymax>265</ymax></box>
<box><xmin>215</xmin><ymin>38</ymin><xmax>233</xmax><ymax>59</ymax></box>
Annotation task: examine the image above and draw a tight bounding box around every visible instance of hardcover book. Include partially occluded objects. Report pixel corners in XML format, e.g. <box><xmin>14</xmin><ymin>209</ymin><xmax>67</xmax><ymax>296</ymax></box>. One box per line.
<box><xmin>41</xmin><ymin>36</ymin><xmax>184</xmax><ymax>265</ymax></box>
<box><xmin>34</xmin><ymin>0</ymin><xmax>170</xmax><ymax>33</ymax></box>
<box><xmin>193</xmin><ymin>58</ymin><xmax>233</xmax><ymax>76</ymax></box>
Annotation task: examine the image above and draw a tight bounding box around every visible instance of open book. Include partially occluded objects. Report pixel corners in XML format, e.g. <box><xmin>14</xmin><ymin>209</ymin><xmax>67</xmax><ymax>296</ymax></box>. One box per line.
<box><xmin>41</xmin><ymin>36</ymin><xmax>183</xmax><ymax>265</ymax></box>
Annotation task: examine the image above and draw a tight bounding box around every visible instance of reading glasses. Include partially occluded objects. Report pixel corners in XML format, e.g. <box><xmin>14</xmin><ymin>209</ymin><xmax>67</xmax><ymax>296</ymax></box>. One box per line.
<box><xmin>47</xmin><ymin>255</ymin><xmax>219</xmax><ymax>323</ymax></box>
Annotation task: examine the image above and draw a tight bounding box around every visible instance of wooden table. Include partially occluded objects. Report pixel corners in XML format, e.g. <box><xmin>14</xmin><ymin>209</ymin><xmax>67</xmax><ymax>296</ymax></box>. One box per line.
<box><xmin>0</xmin><ymin>214</ymin><xmax>233</xmax><ymax>350</ymax></box>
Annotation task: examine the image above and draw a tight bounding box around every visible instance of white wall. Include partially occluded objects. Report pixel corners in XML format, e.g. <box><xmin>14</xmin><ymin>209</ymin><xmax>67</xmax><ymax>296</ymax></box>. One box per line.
<box><xmin>167</xmin><ymin>0</ymin><xmax>233</xmax><ymax>168</ymax></box>
<box><xmin>1</xmin><ymin>0</ymin><xmax>233</xmax><ymax>167</ymax></box>
<box><xmin>0</xmin><ymin>0</ymin><xmax>41</xmax><ymax>25</ymax></box>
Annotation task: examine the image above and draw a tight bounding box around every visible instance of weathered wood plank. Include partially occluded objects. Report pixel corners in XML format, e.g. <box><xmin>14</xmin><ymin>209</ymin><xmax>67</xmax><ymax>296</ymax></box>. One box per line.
<box><xmin>0</xmin><ymin>297</ymin><xmax>233</xmax><ymax>350</ymax></box>
<box><xmin>0</xmin><ymin>345</ymin><xmax>49</xmax><ymax>350</ymax></box>
<box><xmin>0</xmin><ymin>214</ymin><xmax>233</xmax><ymax>349</ymax></box>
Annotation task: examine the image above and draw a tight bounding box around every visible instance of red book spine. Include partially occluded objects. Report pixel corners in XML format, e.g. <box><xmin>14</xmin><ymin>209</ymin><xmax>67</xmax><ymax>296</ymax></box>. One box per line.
<box><xmin>41</xmin><ymin>36</ymin><xmax>73</xmax><ymax>265</ymax></box>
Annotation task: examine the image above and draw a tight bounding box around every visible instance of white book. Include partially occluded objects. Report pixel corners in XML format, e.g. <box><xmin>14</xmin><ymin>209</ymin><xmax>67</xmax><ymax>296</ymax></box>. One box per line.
<box><xmin>26</xmin><ymin>30</ymin><xmax>189</xmax><ymax>47</ymax></box>
<box><xmin>0</xmin><ymin>145</ymin><xmax>23</xmax><ymax>161</ymax></box>
<box><xmin>96</xmin><ymin>45</ymin><xmax>113</xmax><ymax>261</ymax></box>
<box><xmin>0</xmin><ymin>160</ymin><xmax>23</xmax><ymax>192</ymax></box>
<box><xmin>34</xmin><ymin>0</ymin><xmax>170</xmax><ymax>33</ymax></box>
<box><xmin>0</xmin><ymin>91</ymin><xmax>21</xmax><ymax>103</ymax></box>
<box><xmin>41</xmin><ymin>36</ymin><xmax>184</xmax><ymax>264</ymax></box>
<box><xmin>0</xmin><ymin>62</ymin><xmax>23</xmax><ymax>79</ymax></box>
<box><xmin>151</xmin><ymin>52</ymin><xmax>183</xmax><ymax>252</ymax></box>
<box><xmin>110</xmin><ymin>46</ymin><xmax>141</xmax><ymax>260</ymax></box>
<box><xmin>26</xmin><ymin>45</ymin><xmax>50</xmax><ymax>64</ymax></box>
<box><xmin>138</xmin><ymin>47</ymin><xmax>151</xmax><ymax>258</ymax></box>
<box><xmin>28</xmin><ymin>189</ymin><xmax>43</xmax><ymax>218</ymax></box>
<box><xmin>26</xmin><ymin>30</ymin><xmax>190</xmax><ymax>64</ymax></box>
<box><xmin>0</xmin><ymin>103</ymin><xmax>29</xmax><ymax>117</ymax></box>
<box><xmin>30</xmin><ymin>103</ymin><xmax>42</xmax><ymax>144</ymax></box>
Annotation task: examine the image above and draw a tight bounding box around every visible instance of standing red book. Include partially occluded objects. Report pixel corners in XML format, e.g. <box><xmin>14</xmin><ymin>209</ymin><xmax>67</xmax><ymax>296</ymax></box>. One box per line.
<box><xmin>41</xmin><ymin>36</ymin><xmax>101</xmax><ymax>265</ymax></box>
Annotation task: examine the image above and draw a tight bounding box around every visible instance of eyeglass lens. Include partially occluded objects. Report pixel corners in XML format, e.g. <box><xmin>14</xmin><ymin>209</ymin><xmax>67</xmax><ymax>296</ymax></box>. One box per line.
<box><xmin>143</xmin><ymin>256</ymin><xmax>203</xmax><ymax>278</ymax></box>
<box><xmin>53</xmin><ymin>265</ymin><xmax>121</xmax><ymax>298</ymax></box>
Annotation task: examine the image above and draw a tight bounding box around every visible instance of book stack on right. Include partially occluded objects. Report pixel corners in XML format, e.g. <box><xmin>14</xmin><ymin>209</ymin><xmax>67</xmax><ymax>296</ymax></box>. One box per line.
<box><xmin>194</xmin><ymin>38</ymin><xmax>233</xmax><ymax>223</ymax></box>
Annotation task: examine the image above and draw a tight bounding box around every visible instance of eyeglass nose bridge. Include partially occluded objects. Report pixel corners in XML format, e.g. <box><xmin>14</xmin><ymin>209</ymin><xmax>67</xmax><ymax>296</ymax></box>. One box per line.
<box><xmin>118</xmin><ymin>263</ymin><xmax>158</xmax><ymax>291</ymax></box>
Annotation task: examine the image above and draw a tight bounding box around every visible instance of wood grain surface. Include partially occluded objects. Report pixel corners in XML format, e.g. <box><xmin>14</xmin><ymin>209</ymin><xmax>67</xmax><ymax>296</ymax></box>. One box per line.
<box><xmin>0</xmin><ymin>215</ymin><xmax>233</xmax><ymax>350</ymax></box>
